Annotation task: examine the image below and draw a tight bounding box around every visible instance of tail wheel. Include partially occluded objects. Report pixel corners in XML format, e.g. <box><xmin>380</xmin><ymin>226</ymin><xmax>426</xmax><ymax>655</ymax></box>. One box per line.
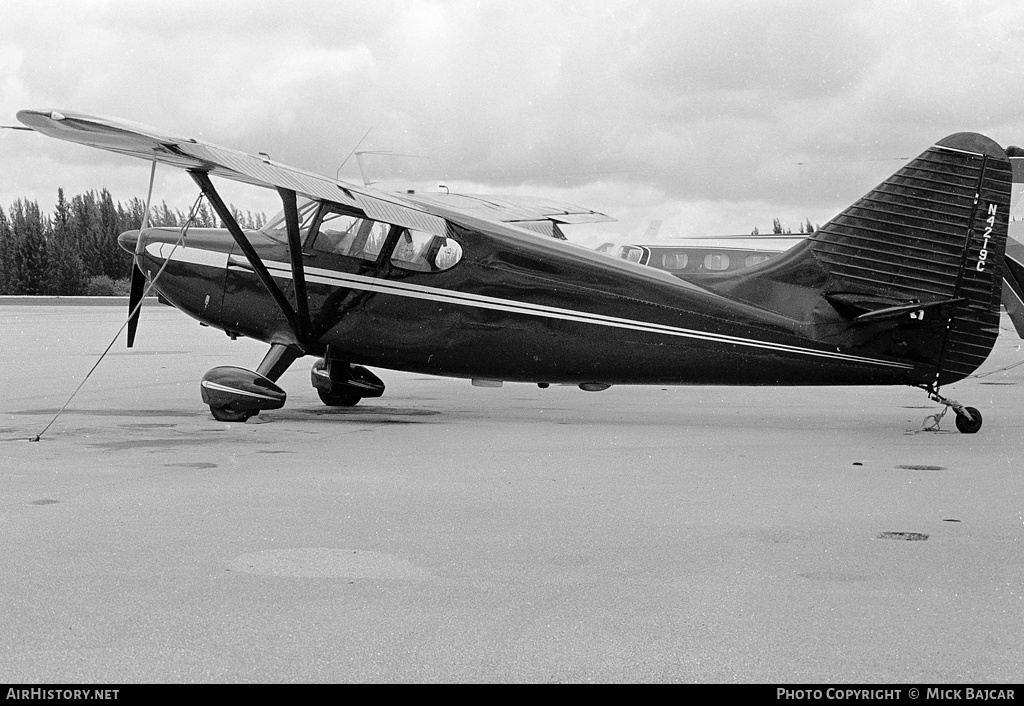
<box><xmin>954</xmin><ymin>406</ymin><xmax>983</xmax><ymax>434</ymax></box>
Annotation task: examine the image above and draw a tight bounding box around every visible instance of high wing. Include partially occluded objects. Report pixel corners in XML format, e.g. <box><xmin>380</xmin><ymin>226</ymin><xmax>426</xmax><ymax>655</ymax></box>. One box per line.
<box><xmin>16</xmin><ymin>109</ymin><xmax>449</xmax><ymax>236</ymax></box>
<box><xmin>15</xmin><ymin>109</ymin><xmax>613</xmax><ymax>237</ymax></box>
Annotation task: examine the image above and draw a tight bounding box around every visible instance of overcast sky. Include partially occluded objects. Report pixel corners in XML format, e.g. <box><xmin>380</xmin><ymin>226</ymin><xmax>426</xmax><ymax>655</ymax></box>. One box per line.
<box><xmin>3</xmin><ymin>0</ymin><xmax>1024</xmax><ymax>243</ymax></box>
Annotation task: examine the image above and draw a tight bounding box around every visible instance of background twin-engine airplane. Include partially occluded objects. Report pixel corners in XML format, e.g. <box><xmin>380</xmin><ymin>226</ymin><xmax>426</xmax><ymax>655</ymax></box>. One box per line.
<box><xmin>16</xmin><ymin>109</ymin><xmax>1024</xmax><ymax>433</ymax></box>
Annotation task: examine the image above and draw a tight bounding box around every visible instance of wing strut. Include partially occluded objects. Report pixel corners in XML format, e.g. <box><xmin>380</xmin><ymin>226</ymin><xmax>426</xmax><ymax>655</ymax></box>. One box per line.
<box><xmin>188</xmin><ymin>170</ymin><xmax>312</xmax><ymax>348</ymax></box>
<box><xmin>276</xmin><ymin>187</ymin><xmax>312</xmax><ymax>343</ymax></box>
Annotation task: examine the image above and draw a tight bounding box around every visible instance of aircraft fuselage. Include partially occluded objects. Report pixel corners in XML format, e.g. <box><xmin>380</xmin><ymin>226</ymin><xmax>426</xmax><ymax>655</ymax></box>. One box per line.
<box><xmin>129</xmin><ymin>220</ymin><xmax>933</xmax><ymax>390</ymax></box>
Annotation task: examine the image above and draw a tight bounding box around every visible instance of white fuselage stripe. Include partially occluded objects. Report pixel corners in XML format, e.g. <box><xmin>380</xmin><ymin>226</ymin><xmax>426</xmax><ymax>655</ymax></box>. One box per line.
<box><xmin>148</xmin><ymin>243</ymin><xmax>914</xmax><ymax>370</ymax></box>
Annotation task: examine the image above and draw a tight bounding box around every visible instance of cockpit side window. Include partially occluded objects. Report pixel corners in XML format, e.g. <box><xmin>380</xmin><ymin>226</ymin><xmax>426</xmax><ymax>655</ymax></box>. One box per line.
<box><xmin>310</xmin><ymin>208</ymin><xmax>391</xmax><ymax>262</ymax></box>
<box><xmin>390</xmin><ymin>229</ymin><xmax>463</xmax><ymax>272</ymax></box>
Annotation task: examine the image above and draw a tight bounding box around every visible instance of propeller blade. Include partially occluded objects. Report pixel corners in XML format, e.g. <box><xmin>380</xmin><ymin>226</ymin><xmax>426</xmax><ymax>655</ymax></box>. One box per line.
<box><xmin>127</xmin><ymin>262</ymin><xmax>145</xmax><ymax>348</ymax></box>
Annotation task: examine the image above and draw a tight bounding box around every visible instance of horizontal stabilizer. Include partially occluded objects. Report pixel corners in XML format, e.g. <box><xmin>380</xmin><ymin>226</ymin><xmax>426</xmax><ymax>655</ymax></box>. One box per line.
<box><xmin>853</xmin><ymin>298</ymin><xmax>964</xmax><ymax>323</ymax></box>
<box><xmin>826</xmin><ymin>291</ymin><xmax>965</xmax><ymax>323</ymax></box>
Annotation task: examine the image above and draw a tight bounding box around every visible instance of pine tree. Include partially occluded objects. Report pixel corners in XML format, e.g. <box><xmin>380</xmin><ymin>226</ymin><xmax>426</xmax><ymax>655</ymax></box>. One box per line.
<box><xmin>119</xmin><ymin>197</ymin><xmax>149</xmax><ymax>231</ymax></box>
<box><xmin>8</xmin><ymin>199</ymin><xmax>50</xmax><ymax>295</ymax></box>
<box><xmin>71</xmin><ymin>191</ymin><xmax>104</xmax><ymax>278</ymax></box>
<box><xmin>97</xmin><ymin>189</ymin><xmax>128</xmax><ymax>280</ymax></box>
<box><xmin>0</xmin><ymin>208</ymin><xmax>13</xmax><ymax>293</ymax></box>
<box><xmin>47</xmin><ymin>188</ymin><xmax>87</xmax><ymax>295</ymax></box>
<box><xmin>196</xmin><ymin>201</ymin><xmax>219</xmax><ymax>228</ymax></box>
<box><xmin>155</xmin><ymin>201</ymin><xmax>180</xmax><ymax>227</ymax></box>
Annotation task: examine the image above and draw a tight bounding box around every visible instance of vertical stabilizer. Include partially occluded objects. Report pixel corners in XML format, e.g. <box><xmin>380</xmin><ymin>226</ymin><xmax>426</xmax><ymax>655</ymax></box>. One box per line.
<box><xmin>809</xmin><ymin>132</ymin><xmax>1012</xmax><ymax>386</ymax></box>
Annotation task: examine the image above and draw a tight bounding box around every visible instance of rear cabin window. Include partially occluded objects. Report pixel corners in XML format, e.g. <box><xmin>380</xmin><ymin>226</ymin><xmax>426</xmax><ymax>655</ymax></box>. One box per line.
<box><xmin>660</xmin><ymin>252</ymin><xmax>688</xmax><ymax>270</ymax></box>
<box><xmin>744</xmin><ymin>253</ymin><xmax>772</xmax><ymax>267</ymax></box>
<box><xmin>390</xmin><ymin>229</ymin><xmax>463</xmax><ymax>272</ymax></box>
<box><xmin>703</xmin><ymin>252</ymin><xmax>731</xmax><ymax>271</ymax></box>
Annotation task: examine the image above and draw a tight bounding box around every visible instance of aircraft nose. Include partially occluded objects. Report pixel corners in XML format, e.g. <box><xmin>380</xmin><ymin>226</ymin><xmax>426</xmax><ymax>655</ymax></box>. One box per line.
<box><xmin>118</xmin><ymin>230</ymin><xmax>140</xmax><ymax>254</ymax></box>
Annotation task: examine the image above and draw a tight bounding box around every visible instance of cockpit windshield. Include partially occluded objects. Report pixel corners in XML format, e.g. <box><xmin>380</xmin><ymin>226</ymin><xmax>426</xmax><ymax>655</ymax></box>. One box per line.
<box><xmin>260</xmin><ymin>198</ymin><xmax>320</xmax><ymax>243</ymax></box>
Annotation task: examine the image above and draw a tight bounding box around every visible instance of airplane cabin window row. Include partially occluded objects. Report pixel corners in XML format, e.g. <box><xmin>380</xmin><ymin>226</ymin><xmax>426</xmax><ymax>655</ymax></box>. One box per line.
<box><xmin>261</xmin><ymin>199</ymin><xmax>464</xmax><ymax>273</ymax></box>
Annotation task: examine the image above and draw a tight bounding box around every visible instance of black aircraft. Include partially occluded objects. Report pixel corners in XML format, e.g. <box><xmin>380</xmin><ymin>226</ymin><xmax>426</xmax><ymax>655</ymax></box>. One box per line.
<box><xmin>16</xmin><ymin>110</ymin><xmax>1016</xmax><ymax>433</ymax></box>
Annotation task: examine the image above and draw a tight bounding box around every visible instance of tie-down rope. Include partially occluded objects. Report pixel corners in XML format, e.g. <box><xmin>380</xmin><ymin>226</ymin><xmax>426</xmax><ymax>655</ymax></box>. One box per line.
<box><xmin>30</xmin><ymin>190</ymin><xmax>208</xmax><ymax>442</ymax></box>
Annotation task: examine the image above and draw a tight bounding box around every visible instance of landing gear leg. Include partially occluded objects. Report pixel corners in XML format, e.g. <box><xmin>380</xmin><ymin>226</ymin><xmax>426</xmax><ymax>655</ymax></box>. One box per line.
<box><xmin>256</xmin><ymin>342</ymin><xmax>303</xmax><ymax>382</ymax></box>
<box><xmin>925</xmin><ymin>390</ymin><xmax>982</xmax><ymax>434</ymax></box>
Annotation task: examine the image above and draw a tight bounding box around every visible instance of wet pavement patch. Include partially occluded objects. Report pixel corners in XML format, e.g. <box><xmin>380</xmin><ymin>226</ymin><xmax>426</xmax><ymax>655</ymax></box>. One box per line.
<box><xmin>88</xmin><ymin>437</ymin><xmax>230</xmax><ymax>450</ymax></box>
<box><xmin>877</xmin><ymin>531</ymin><xmax>929</xmax><ymax>541</ymax></box>
<box><xmin>761</xmin><ymin>530</ymin><xmax>811</xmax><ymax>545</ymax></box>
<box><xmin>895</xmin><ymin>464</ymin><xmax>945</xmax><ymax>471</ymax></box>
<box><xmin>228</xmin><ymin>548</ymin><xmax>432</xmax><ymax>581</ymax></box>
<box><xmin>324</xmin><ymin>406</ymin><xmax>437</xmax><ymax>417</ymax></box>
<box><xmin>319</xmin><ymin>417</ymin><xmax>420</xmax><ymax>425</ymax></box>
<box><xmin>29</xmin><ymin>499</ymin><xmax>60</xmax><ymax>506</ymax></box>
<box><xmin>799</xmin><ymin>572</ymin><xmax>871</xmax><ymax>582</ymax></box>
<box><xmin>550</xmin><ymin>552</ymin><xmax>595</xmax><ymax>568</ymax></box>
<box><xmin>292</xmin><ymin>406</ymin><xmax>441</xmax><ymax>423</ymax></box>
<box><xmin>12</xmin><ymin>408</ymin><xmax>197</xmax><ymax>418</ymax></box>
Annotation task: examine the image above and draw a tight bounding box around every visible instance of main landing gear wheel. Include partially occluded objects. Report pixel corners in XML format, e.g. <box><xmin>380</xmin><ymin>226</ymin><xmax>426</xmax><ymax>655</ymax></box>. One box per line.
<box><xmin>316</xmin><ymin>388</ymin><xmax>362</xmax><ymax>407</ymax></box>
<box><xmin>954</xmin><ymin>406</ymin><xmax>982</xmax><ymax>434</ymax></box>
<box><xmin>210</xmin><ymin>406</ymin><xmax>257</xmax><ymax>423</ymax></box>
<box><xmin>311</xmin><ymin>358</ymin><xmax>385</xmax><ymax>408</ymax></box>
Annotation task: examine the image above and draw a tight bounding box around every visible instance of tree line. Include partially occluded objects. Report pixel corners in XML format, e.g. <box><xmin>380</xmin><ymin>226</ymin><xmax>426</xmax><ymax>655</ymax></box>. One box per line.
<box><xmin>751</xmin><ymin>218</ymin><xmax>818</xmax><ymax>236</ymax></box>
<box><xmin>0</xmin><ymin>189</ymin><xmax>266</xmax><ymax>296</ymax></box>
